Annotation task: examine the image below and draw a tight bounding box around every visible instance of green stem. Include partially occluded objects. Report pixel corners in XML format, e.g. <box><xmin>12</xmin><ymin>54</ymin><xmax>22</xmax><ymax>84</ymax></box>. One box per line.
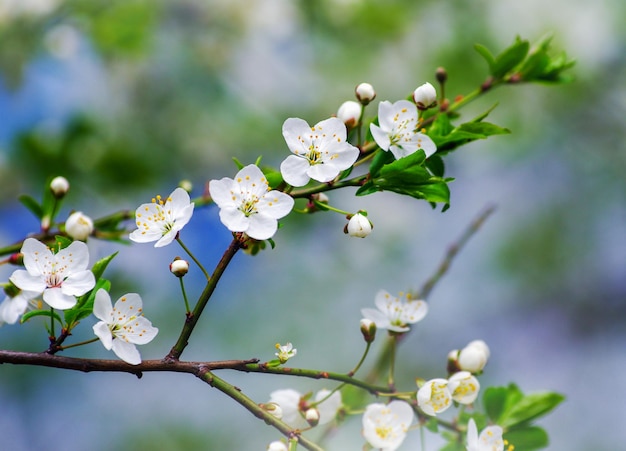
<box><xmin>179</xmin><ymin>277</ymin><xmax>191</xmax><ymax>313</ymax></box>
<box><xmin>166</xmin><ymin>238</ymin><xmax>240</xmax><ymax>361</ymax></box>
<box><xmin>176</xmin><ymin>237</ymin><xmax>210</xmax><ymax>281</ymax></box>
<box><xmin>387</xmin><ymin>333</ymin><xmax>397</xmax><ymax>389</ymax></box>
<box><xmin>348</xmin><ymin>341</ymin><xmax>371</xmax><ymax>377</ymax></box>
<box><xmin>59</xmin><ymin>337</ymin><xmax>100</xmax><ymax>350</ymax></box>
<box><xmin>198</xmin><ymin>369</ymin><xmax>323</xmax><ymax>451</ymax></box>
<box><xmin>289</xmin><ymin>175</ymin><xmax>367</xmax><ymax>199</ymax></box>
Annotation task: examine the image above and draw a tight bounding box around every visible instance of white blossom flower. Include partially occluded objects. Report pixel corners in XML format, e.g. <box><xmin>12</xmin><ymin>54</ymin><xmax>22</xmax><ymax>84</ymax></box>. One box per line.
<box><xmin>337</xmin><ymin>100</ymin><xmax>362</xmax><ymax>127</ymax></box>
<box><xmin>466</xmin><ymin>418</ymin><xmax>505</xmax><ymax>451</ymax></box>
<box><xmin>275</xmin><ymin>342</ymin><xmax>297</xmax><ymax>363</ymax></box>
<box><xmin>9</xmin><ymin>238</ymin><xmax>95</xmax><ymax>310</ymax></box>
<box><xmin>417</xmin><ymin>378</ymin><xmax>452</xmax><ymax>416</ymax></box>
<box><xmin>0</xmin><ymin>290</ymin><xmax>39</xmax><ymax>325</ymax></box>
<box><xmin>209</xmin><ymin>164</ymin><xmax>294</xmax><ymax>240</ymax></box>
<box><xmin>280</xmin><ymin>117</ymin><xmax>360</xmax><ymax>187</ymax></box>
<box><xmin>449</xmin><ymin>371</ymin><xmax>480</xmax><ymax>405</ymax></box>
<box><xmin>458</xmin><ymin>340</ymin><xmax>490</xmax><ymax>373</ymax></box>
<box><xmin>129</xmin><ymin>187</ymin><xmax>195</xmax><ymax>247</ymax></box>
<box><xmin>92</xmin><ymin>289</ymin><xmax>158</xmax><ymax>365</ymax></box>
<box><xmin>361</xmin><ymin>290</ymin><xmax>428</xmax><ymax>333</ymax></box>
<box><xmin>413</xmin><ymin>82</ymin><xmax>437</xmax><ymax>109</ymax></box>
<box><xmin>346</xmin><ymin>213</ymin><xmax>372</xmax><ymax>238</ymax></box>
<box><xmin>355</xmin><ymin>82</ymin><xmax>376</xmax><ymax>104</ymax></box>
<box><xmin>370</xmin><ymin>100</ymin><xmax>437</xmax><ymax>160</ymax></box>
<box><xmin>65</xmin><ymin>211</ymin><xmax>94</xmax><ymax>241</ymax></box>
<box><xmin>268</xmin><ymin>388</ymin><xmax>342</xmax><ymax>429</ymax></box>
<box><xmin>362</xmin><ymin>401</ymin><xmax>414</xmax><ymax>451</ymax></box>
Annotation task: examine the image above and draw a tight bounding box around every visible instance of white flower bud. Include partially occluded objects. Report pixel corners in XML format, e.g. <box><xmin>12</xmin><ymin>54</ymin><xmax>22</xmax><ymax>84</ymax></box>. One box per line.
<box><xmin>65</xmin><ymin>211</ymin><xmax>93</xmax><ymax>241</ymax></box>
<box><xmin>345</xmin><ymin>213</ymin><xmax>372</xmax><ymax>238</ymax></box>
<box><xmin>458</xmin><ymin>340</ymin><xmax>490</xmax><ymax>373</ymax></box>
<box><xmin>360</xmin><ymin>318</ymin><xmax>376</xmax><ymax>343</ymax></box>
<box><xmin>179</xmin><ymin>179</ymin><xmax>193</xmax><ymax>193</ymax></box>
<box><xmin>267</xmin><ymin>441</ymin><xmax>288</xmax><ymax>451</ymax></box>
<box><xmin>336</xmin><ymin>100</ymin><xmax>362</xmax><ymax>128</ymax></box>
<box><xmin>263</xmin><ymin>402</ymin><xmax>283</xmax><ymax>420</ymax></box>
<box><xmin>50</xmin><ymin>176</ymin><xmax>69</xmax><ymax>198</ymax></box>
<box><xmin>305</xmin><ymin>407</ymin><xmax>320</xmax><ymax>427</ymax></box>
<box><xmin>355</xmin><ymin>82</ymin><xmax>376</xmax><ymax>104</ymax></box>
<box><xmin>413</xmin><ymin>82</ymin><xmax>437</xmax><ymax>110</ymax></box>
<box><xmin>169</xmin><ymin>258</ymin><xmax>189</xmax><ymax>277</ymax></box>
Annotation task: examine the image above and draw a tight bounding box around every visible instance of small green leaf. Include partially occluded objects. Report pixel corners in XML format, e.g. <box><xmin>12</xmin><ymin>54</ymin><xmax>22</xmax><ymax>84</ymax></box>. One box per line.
<box><xmin>426</xmin><ymin>155</ymin><xmax>445</xmax><ymax>177</ymax></box>
<box><xmin>54</xmin><ymin>235</ymin><xmax>74</xmax><ymax>250</ymax></box>
<box><xmin>18</xmin><ymin>194</ymin><xmax>43</xmax><ymax>219</ymax></box>
<box><xmin>425</xmin><ymin>416</ymin><xmax>439</xmax><ymax>433</ymax></box>
<box><xmin>474</xmin><ymin>43</ymin><xmax>496</xmax><ymax>71</ymax></box>
<box><xmin>504</xmin><ymin>426</ymin><xmax>549</xmax><ymax>451</ymax></box>
<box><xmin>500</xmin><ymin>391</ymin><xmax>565</xmax><ymax>429</ymax></box>
<box><xmin>458</xmin><ymin>122</ymin><xmax>511</xmax><ymax>137</ymax></box>
<box><xmin>91</xmin><ymin>252</ymin><xmax>118</xmax><ymax>281</ymax></box>
<box><xmin>368</xmin><ymin>148</ymin><xmax>394</xmax><ymax>178</ymax></box>
<box><xmin>64</xmin><ymin>279</ymin><xmax>111</xmax><ymax>327</ymax></box>
<box><xmin>483</xmin><ymin>386</ymin><xmax>510</xmax><ymax>422</ymax></box>
<box><xmin>493</xmin><ymin>37</ymin><xmax>529</xmax><ymax>79</ymax></box>
<box><xmin>21</xmin><ymin>308</ymin><xmax>63</xmax><ymax>326</ymax></box>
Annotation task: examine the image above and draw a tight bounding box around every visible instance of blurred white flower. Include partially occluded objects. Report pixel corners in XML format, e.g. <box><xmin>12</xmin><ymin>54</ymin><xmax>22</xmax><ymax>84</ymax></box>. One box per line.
<box><xmin>362</xmin><ymin>401</ymin><xmax>413</xmax><ymax>451</ymax></box>
<box><xmin>466</xmin><ymin>418</ymin><xmax>505</xmax><ymax>451</ymax></box>
<box><xmin>458</xmin><ymin>340</ymin><xmax>490</xmax><ymax>373</ymax></box>
<box><xmin>275</xmin><ymin>342</ymin><xmax>297</xmax><ymax>363</ymax></box>
<box><xmin>361</xmin><ymin>289</ymin><xmax>428</xmax><ymax>333</ymax></box>
<box><xmin>65</xmin><ymin>211</ymin><xmax>94</xmax><ymax>241</ymax></box>
<box><xmin>337</xmin><ymin>100</ymin><xmax>362</xmax><ymax>127</ymax></box>
<box><xmin>417</xmin><ymin>378</ymin><xmax>452</xmax><ymax>416</ymax></box>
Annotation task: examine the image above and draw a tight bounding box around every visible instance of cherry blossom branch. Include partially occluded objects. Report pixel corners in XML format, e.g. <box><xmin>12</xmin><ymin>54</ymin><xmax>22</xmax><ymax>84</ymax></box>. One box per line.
<box><xmin>165</xmin><ymin>237</ymin><xmax>241</xmax><ymax>361</ymax></box>
<box><xmin>289</xmin><ymin>175</ymin><xmax>368</xmax><ymax>199</ymax></box>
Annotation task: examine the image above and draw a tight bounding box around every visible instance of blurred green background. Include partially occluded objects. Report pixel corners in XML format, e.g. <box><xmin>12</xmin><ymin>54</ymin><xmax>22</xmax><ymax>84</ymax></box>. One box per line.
<box><xmin>0</xmin><ymin>0</ymin><xmax>625</xmax><ymax>450</ymax></box>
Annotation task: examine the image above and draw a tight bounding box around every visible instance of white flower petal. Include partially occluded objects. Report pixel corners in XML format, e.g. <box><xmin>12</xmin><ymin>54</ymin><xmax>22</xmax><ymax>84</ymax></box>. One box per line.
<box><xmin>246</xmin><ymin>214</ymin><xmax>279</xmax><ymax>240</ymax></box>
<box><xmin>256</xmin><ymin>191</ymin><xmax>294</xmax><ymax>219</ymax></box>
<box><xmin>280</xmin><ymin>155</ymin><xmax>312</xmax><ymax>187</ymax></box>
<box><xmin>20</xmin><ymin>238</ymin><xmax>50</xmax><ymax>277</ymax></box>
<box><xmin>57</xmin><ymin>240</ymin><xmax>90</xmax><ymax>271</ymax></box>
<box><xmin>93</xmin><ymin>321</ymin><xmax>113</xmax><ymax>350</ymax></box>
<box><xmin>62</xmin><ymin>270</ymin><xmax>95</xmax><ymax>296</ymax></box>
<box><xmin>314</xmin><ymin>389</ymin><xmax>342</xmax><ymax>425</ymax></box>
<box><xmin>219</xmin><ymin>207</ymin><xmax>249</xmax><ymax>233</ymax></box>
<box><xmin>93</xmin><ymin>289</ymin><xmax>112</xmax><ymax>321</ymax></box>
<box><xmin>282</xmin><ymin>117</ymin><xmax>313</xmax><ymax>155</ymax></box>
<box><xmin>9</xmin><ymin>270</ymin><xmax>46</xmax><ymax>293</ymax></box>
<box><xmin>111</xmin><ymin>339</ymin><xmax>142</xmax><ymax>365</ymax></box>
<box><xmin>43</xmin><ymin>288</ymin><xmax>77</xmax><ymax>310</ymax></box>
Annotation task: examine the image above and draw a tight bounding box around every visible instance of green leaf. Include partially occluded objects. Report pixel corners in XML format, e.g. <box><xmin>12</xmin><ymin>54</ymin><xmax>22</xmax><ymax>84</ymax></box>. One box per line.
<box><xmin>64</xmin><ymin>278</ymin><xmax>111</xmax><ymax>328</ymax></box>
<box><xmin>474</xmin><ymin>43</ymin><xmax>496</xmax><ymax>72</ymax></box>
<box><xmin>358</xmin><ymin>151</ymin><xmax>450</xmax><ymax>205</ymax></box>
<box><xmin>483</xmin><ymin>386</ymin><xmax>510</xmax><ymax>422</ymax></box>
<box><xmin>21</xmin><ymin>308</ymin><xmax>63</xmax><ymax>326</ymax></box>
<box><xmin>492</xmin><ymin>36</ymin><xmax>529</xmax><ymax>79</ymax></box>
<box><xmin>54</xmin><ymin>235</ymin><xmax>74</xmax><ymax>250</ymax></box>
<box><xmin>431</xmin><ymin>121</ymin><xmax>510</xmax><ymax>153</ymax></box>
<box><xmin>425</xmin><ymin>416</ymin><xmax>439</xmax><ymax>433</ymax></box>
<box><xmin>426</xmin><ymin>155</ymin><xmax>445</xmax><ymax>177</ymax></box>
<box><xmin>368</xmin><ymin>148</ymin><xmax>395</xmax><ymax>178</ymax></box>
<box><xmin>458</xmin><ymin>122</ymin><xmax>511</xmax><ymax>137</ymax></box>
<box><xmin>18</xmin><ymin>194</ymin><xmax>43</xmax><ymax>219</ymax></box>
<box><xmin>91</xmin><ymin>252</ymin><xmax>118</xmax><ymax>281</ymax></box>
<box><xmin>504</xmin><ymin>426</ymin><xmax>549</xmax><ymax>451</ymax></box>
<box><xmin>500</xmin><ymin>391</ymin><xmax>565</xmax><ymax>429</ymax></box>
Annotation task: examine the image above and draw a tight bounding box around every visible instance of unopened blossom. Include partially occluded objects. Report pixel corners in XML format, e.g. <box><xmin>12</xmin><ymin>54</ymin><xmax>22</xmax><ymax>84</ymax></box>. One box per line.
<box><xmin>346</xmin><ymin>213</ymin><xmax>372</xmax><ymax>238</ymax></box>
<box><xmin>65</xmin><ymin>211</ymin><xmax>94</xmax><ymax>241</ymax></box>
<box><xmin>362</xmin><ymin>401</ymin><xmax>414</xmax><ymax>451</ymax></box>
<box><xmin>355</xmin><ymin>82</ymin><xmax>376</xmax><ymax>104</ymax></box>
<box><xmin>417</xmin><ymin>378</ymin><xmax>452</xmax><ymax>416</ymax></box>
<box><xmin>280</xmin><ymin>117</ymin><xmax>360</xmax><ymax>187</ymax></box>
<box><xmin>458</xmin><ymin>340</ymin><xmax>490</xmax><ymax>373</ymax></box>
<box><xmin>209</xmin><ymin>164</ymin><xmax>294</xmax><ymax>240</ymax></box>
<box><xmin>169</xmin><ymin>258</ymin><xmax>189</xmax><ymax>277</ymax></box>
<box><xmin>49</xmin><ymin>176</ymin><xmax>69</xmax><ymax>197</ymax></box>
<box><xmin>305</xmin><ymin>408</ymin><xmax>320</xmax><ymax>426</ymax></box>
<box><xmin>275</xmin><ymin>342</ymin><xmax>297</xmax><ymax>363</ymax></box>
<box><xmin>267</xmin><ymin>441</ymin><xmax>288</xmax><ymax>451</ymax></box>
<box><xmin>413</xmin><ymin>82</ymin><xmax>437</xmax><ymax>109</ymax></box>
<box><xmin>370</xmin><ymin>100</ymin><xmax>437</xmax><ymax>160</ymax></box>
<box><xmin>9</xmin><ymin>238</ymin><xmax>95</xmax><ymax>310</ymax></box>
<box><xmin>337</xmin><ymin>100</ymin><xmax>362</xmax><ymax>127</ymax></box>
<box><xmin>360</xmin><ymin>318</ymin><xmax>376</xmax><ymax>343</ymax></box>
<box><xmin>0</xmin><ymin>289</ymin><xmax>39</xmax><ymax>325</ymax></box>
<box><xmin>92</xmin><ymin>289</ymin><xmax>158</xmax><ymax>365</ymax></box>
<box><xmin>361</xmin><ymin>289</ymin><xmax>428</xmax><ymax>333</ymax></box>
<box><xmin>129</xmin><ymin>187</ymin><xmax>195</xmax><ymax>247</ymax></box>
<box><xmin>268</xmin><ymin>388</ymin><xmax>342</xmax><ymax>429</ymax></box>
<box><xmin>449</xmin><ymin>371</ymin><xmax>480</xmax><ymax>405</ymax></box>
<box><xmin>466</xmin><ymin>418</ymin><xmax>506</xmax><ymax>451</ymax></box>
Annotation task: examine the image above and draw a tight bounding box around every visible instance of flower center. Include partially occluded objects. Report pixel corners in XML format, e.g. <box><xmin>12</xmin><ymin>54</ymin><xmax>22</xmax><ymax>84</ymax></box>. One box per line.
<box><xmin>306</xmin><ymin>145</ymin><xmax>322</xmax><ymax>165</ymax></box>
<box><xmin>239</xmin><ymin>195</ymin><xmax>260</xmax><ymax>217</ymax></box>
<box><xmin>429</xmin><ymin>383</ymin><xmax>451</xmax><ymax>412</ymax></box>
<box><xmin>375</xmin><ymin>425</ymin><xmax>393</xmax><ymax>439</ymax></box>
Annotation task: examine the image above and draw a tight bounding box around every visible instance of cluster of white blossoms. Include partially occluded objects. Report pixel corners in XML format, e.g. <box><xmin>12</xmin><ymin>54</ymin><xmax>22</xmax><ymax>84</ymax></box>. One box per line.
<box><xmin>361</xmin><ymin>289</ymin><xmax>428</xmax><ymax>333</ymax></box>
<box><xmin>417</xmin><ymin>371</ymin><xmax>481</xmax><ymax>416</ymax></box>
